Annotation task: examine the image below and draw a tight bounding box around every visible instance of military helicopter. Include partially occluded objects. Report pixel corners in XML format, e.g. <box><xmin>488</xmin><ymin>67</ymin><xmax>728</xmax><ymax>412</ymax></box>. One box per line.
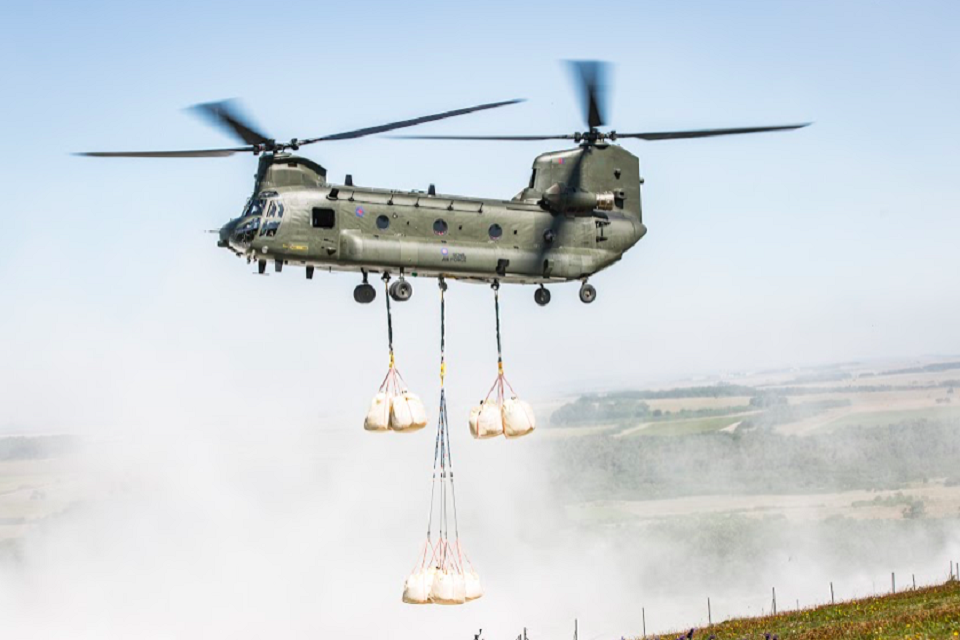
<box><xmin>80</xmin><ymin>61</ymin><xmax>808</xmax><ymax>306</ymax></box>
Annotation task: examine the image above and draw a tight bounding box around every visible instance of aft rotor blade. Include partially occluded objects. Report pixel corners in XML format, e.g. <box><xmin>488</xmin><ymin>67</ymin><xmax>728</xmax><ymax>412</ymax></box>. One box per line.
<box><xmin>619</xmin><ymin>123</ymin><xmax>811</xmax><ymax>141</ymax></box>
<box><xmin>76</xmin><ymin>147</ymin><xmax>253</xmax><ymax>158</ymax></box>
<box><xmin>190</xmin><ymin>100</ymin><xmax>271</xmax><ymax>145</ymax></box>
<box><xmin>390</xmin><ymin>134</ymin><xmax>576</xmax><ymax>141</ymax></box>
<box><xmin>568</xmin><ymin>60</ymin><xmax>609</xmax><ymax>129</ymax></box>
<box><xmin>300</xmin><ymin>99</ymin><xmax>525</xmax><ymax>143</ymax></box>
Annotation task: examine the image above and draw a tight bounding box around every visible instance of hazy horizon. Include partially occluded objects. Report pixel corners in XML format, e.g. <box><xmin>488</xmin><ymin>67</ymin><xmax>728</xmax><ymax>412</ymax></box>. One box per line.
<box><xmin>1</xmin><ymin>0</ymin><xmax>958</xmax><ymax>638</ymax></box>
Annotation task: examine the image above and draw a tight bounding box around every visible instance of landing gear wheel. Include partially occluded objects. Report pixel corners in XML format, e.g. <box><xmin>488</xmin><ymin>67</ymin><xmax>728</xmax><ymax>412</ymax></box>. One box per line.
<box><xmin>534</xmin><ymin>286</ymin><xmax>551</xmax><ymax>306</ymax></box>
<box><xmin>354</xmin><ymin>283</ymin><xmax>376</xmax><ymax>304</ymax></box>
<box><xmin>389</xmin><ymin>279</ymin><xmax>413</xmax><ymax>302</ymax></box>
<box><xmin>579</xmin><ymin>283</ymin><xmax>597</xmax><ymax>304</ymax></box>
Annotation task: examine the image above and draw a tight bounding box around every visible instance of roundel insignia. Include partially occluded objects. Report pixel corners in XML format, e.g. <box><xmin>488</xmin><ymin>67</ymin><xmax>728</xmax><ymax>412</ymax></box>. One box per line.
<box><xmin>355</xmin><ymin>206</ymin><xmax>365</xmax><ymax>218</ymax></box>
<box><xmin>441</xmin><ymin>247</ymin><xmax>449</xmax><ymax>256</ymax></box>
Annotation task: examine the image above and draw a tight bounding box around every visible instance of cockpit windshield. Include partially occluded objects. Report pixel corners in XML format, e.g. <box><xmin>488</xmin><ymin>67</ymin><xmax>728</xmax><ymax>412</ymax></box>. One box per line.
<box><xmin>235</xmin><ymin>192</ymin><xmax>284</xmax><ymax>244</ymax></box>
<box><xmin>241</xmin><ymin>198</ymin><xmax>262</xmax><ymax>218</ymax></box>
<box><xmin>241</xmin><ymin>191</ymin><xmax>284</xmax><ymax>220</ymax></box>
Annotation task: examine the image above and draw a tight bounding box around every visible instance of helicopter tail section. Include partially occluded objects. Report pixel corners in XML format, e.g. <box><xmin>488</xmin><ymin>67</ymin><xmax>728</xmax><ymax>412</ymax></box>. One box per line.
<box><xmin>529</xmin><ymin>144</ymin><xmax>642</xmax><ymax>222</ymax></box>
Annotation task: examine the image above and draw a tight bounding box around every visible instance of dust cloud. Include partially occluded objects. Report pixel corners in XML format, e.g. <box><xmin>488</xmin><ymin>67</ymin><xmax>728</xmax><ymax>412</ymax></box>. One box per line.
<box><xmin>1</xmin><ymin>250</ymin><xmax>958</xmax><ymax>639</ymax></box>
<box><xmin>2</xmin><ymin>397</ymin><xmax>958</xmax><ymax>639</ymax></box>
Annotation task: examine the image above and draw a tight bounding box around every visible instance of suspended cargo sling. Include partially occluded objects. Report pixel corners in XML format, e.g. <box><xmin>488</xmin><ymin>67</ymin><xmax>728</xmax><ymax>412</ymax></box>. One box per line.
<box><xmin>469</xmin><ymin>282</ymin><xmax>536</xmax><ymax>439</ymax></box>
<box><xmin>364</xmin><ymin>275</ymin><xmax>428</xmax><ymax>433</ymax></box>
<box><xmin>403</xmin><ymin>279</ymin><xmax>483</xmax><ymax>605</ymax></box>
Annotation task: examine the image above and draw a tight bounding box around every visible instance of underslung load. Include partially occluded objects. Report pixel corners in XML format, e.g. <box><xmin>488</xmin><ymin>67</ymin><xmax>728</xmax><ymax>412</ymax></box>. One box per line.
<box><xmin>469</xmin><ymin>284</ymin><xmax>536</xmax><ymax>439</ymax></box>
<box><xmin>469</xmin><ymin>379</ymin><xmax>537</xmax><ymax>439</ymax></box>
<box><xmin>364</xmin><ymin>277</ymin><xmax>428</xmax><ymax>433</ymax></box>
<box><xmin>403</xmin><ymin>280</ymin><xmax>483</xmax><ymax>605</ymax></box>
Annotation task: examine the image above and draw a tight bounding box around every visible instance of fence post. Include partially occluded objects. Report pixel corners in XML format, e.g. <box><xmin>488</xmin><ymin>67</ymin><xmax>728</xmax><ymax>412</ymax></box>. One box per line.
<box><xmin>574</xmin><ymin>619</ymin><xmax>578</xmax><ymax>640</ymax></box>
<box><xmin>772</xmin><ymin>587</ymin><xmax>777</xmax><ymax>615</ymax></box>
<box><xmin>912</xmin><ymin>574</ymin><xmax>916</xmax><ymax>589</ymax></box>
<box><xmin>830</xmin><ymin>582</ymin><xmax>834</xmax><ymax>605</ymax></box>
<box><xmin>708</xmin><ymin>598</ymin><xmax>712</xmax><ymax>625</ymax></box>
<box><xmin>642</xmin><ymin>607</ymin><xmax>646</xmax><ymax>639</ymax></box>
<box><xmin>892</xmin><ymin>572</ymin><xmax>896</xmax><ymax>594</ymax></box>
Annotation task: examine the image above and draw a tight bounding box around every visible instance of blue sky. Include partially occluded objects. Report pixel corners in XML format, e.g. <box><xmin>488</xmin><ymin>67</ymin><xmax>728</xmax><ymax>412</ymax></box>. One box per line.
<box><xmin>1</xmin><ymin>0</ymin><xmax>959</xmax><ymax>431</ymax></box>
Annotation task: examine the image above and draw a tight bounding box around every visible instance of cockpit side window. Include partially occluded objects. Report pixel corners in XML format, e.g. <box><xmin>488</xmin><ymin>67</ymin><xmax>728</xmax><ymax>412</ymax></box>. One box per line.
<box><xmin>259</xmin><ymin>220</ymin><xmax>281</xmax><ymax>237</ymax></box>
<box><xmin>528</xmin><ymin>169</ymin><xmax>538</xmax><ymax>189</ymax></box>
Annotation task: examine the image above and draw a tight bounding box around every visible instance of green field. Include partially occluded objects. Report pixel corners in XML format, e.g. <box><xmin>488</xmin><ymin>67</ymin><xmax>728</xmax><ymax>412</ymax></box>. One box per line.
<box><xmin>620</xmin><ymin>415</ymin><xmax>745</xmax><ymax>437</ymax></box>
<box><xmin>824</xmin><ymin>406</ymin><xmax>960</xmax><ymax>429</ymax></box>
<box><xmin>652</xmin><ymin>579</ymin><xmax>960</xmax><ymax>639</ymax></box>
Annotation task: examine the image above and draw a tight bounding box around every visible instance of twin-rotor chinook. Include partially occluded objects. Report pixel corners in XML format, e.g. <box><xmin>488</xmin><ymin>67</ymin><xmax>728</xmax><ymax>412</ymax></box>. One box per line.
<box><xmin>81</xmin><ymin>62</ymin><xmax>808</xmax><ymax>306</ymax></box>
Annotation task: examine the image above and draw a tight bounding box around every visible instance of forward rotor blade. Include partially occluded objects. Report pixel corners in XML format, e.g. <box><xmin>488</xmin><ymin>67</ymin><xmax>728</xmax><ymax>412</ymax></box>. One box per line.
<box><xmin>619</xmin><ymin>123</ymin><xmax>811</xmax><ymax>141</ymax></box>
<box><xmin>190</xmin><ymin>100</ymin><xmax>271</xmax><ymax>145</ymax></box>
<box><xmin>389</xmin><ymin>134</ymin><xmax>575</xmax><ymax>141</ymax></box>
<box><xmin>76</xmin><ymin>147</ymin><xmax>252</xmax><ymax>158</ymax></box>
<box><xmin>301</xmin><ymin>99</ymin><xmax>525</xmax><ymax>144</ymax></box>
<box><xmin>568</xmin><ymin>60</ymin><xmax>609</xmax><ymax>129</ymax></box>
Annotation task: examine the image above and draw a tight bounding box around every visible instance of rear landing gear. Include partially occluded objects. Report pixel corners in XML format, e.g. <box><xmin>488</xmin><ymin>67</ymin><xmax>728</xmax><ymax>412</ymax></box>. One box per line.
<box><xmin>579</xmin><ymin>282</ymin><xmax>596</xmax><ymax>304</ymax></box>
<box><xmin>354</xmin><ymin>271</ymin><xmax>376</xmax><ymax>304</ymax></box>
<box><xmin>534</xmin><ymin>286</ymin><xmax>551</xmax><ymax>306</ymax></box>
<box><xmin>389</xmin><ymin>278</ymin><xmax>413</xmax><ymax>302</ymax></box>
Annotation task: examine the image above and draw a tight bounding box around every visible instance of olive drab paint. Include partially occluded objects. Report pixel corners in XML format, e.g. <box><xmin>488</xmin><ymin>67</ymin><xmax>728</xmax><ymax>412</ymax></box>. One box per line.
<box><xmin>219</xmin><ymin>146</ymin><xmax>648</xmax><ymax>285</ymax></box>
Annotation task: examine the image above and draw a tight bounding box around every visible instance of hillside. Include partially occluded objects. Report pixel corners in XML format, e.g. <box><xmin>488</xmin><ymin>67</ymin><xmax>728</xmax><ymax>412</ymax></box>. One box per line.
<box><xmin>651</xmin><ymin>579</ymin><xmax>960</xmax><ymax>639</ymax></box>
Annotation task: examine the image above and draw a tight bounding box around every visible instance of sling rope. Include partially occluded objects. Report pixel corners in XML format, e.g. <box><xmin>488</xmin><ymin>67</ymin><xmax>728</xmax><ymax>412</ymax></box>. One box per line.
<box><xmin>426</xmin><ymin>278</ymin><xmax>460</xmax><ymax>556</ymax></box>
<box><xmin>383</xmin><ymin>274</ymin><xmax>395</xmax><ymax>369</ymax></box>
<box><xmin>493</xmin><ymin>280</ymin><xmax>503</xmax><ymax>376</ymax></box>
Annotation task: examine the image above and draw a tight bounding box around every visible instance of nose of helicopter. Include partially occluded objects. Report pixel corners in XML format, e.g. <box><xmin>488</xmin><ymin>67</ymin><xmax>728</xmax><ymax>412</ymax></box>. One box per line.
<box><xmin>217</xmin><ymin>219</ymin><xmax>237</xmax><ymax>248</ymax></box>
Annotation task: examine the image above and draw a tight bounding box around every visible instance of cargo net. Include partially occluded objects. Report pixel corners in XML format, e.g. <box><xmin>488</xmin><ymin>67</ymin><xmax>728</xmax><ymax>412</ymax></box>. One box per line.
<box><xmin>364</xmin><ymin>276</ymin><xmax>427</xmax><ymax>433</ymax></box>
<box><xmin>469</xmin><ymin>283</ymin><xmax>536</xmax><ymax>439</ymax></box>
<box><xmin>403</xmin><ymin>280</ymin><xmax>483</xmax><ymax>605</ymax></box>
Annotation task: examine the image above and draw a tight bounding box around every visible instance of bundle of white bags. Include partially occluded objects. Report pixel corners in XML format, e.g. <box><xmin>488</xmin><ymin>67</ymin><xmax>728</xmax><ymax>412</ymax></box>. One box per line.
<box><xmin>402</xmin><ymin>566</ymin><xmax>483</xmax><ymax>605</ymax></box>
<box><xmin>363</xmin><ymin>367</ymin><xmax>428</xmax><ymax>433</ymax></box>
<box><xmin>469</xmin><ymin>395</ymin><xmax>536</xmax><ymax>439</ymax></box>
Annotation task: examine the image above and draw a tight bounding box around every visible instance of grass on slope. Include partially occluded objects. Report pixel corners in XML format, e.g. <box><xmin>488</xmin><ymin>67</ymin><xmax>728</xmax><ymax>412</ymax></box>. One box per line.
<box><xmin>652</xmin><ymin>579</ymin><xmax>960</xmax><ymax>639</ymax></box>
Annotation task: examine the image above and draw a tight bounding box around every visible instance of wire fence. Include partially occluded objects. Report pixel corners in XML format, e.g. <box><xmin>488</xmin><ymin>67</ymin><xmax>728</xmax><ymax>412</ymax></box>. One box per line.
<box><xmin>491</xmin><ymin>558</ymin><xmax>959</xmax><ymax>640</ymax></box>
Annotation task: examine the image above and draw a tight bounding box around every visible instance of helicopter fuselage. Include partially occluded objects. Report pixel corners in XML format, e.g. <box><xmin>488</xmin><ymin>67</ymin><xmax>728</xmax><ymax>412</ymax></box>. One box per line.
<box><xmin>220</xmin><ymin>144</ymin><xmax>647</xmax><ymax>286</ymax></box>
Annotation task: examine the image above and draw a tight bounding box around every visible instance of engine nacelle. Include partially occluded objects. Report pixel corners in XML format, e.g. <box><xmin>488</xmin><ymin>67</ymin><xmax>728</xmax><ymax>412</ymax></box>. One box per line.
<box><xmin>540</xmin><ymin>183</ymin><xmax>615</xmax><ymax>215</ymax></box>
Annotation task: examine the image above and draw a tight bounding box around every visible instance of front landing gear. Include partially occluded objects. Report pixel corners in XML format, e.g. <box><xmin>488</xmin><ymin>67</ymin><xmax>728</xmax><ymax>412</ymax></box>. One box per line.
<box><xmin>354</xmin><ymin>271</ymin><xmax>376</xmax><ymax>304</ymax></box>
<box><xmin>534</xmin><ymin>286</ymin><xmax>551</xmax><ymax>306</ymax></box>
<box><xmin>579</xmin><ymin>282</ymin><xmax>597</xmax><ymax>304</ymax></box>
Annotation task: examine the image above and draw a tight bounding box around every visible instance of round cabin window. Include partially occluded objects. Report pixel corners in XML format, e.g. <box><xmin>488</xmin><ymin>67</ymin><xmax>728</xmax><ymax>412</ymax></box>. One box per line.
<box><xmin>433</xmin><ymin>219</ymin><xmax>448</xmax><ymax>236</ymax></box>
<box><xmin>489</xmin><ymin>223</ymin><xmax>503</xmax><ymax>240</ymax></box>
<box><xmin>376</xmin><ymin>215</ymin><xmax>390</xmax><ymax>230</ymax></box>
